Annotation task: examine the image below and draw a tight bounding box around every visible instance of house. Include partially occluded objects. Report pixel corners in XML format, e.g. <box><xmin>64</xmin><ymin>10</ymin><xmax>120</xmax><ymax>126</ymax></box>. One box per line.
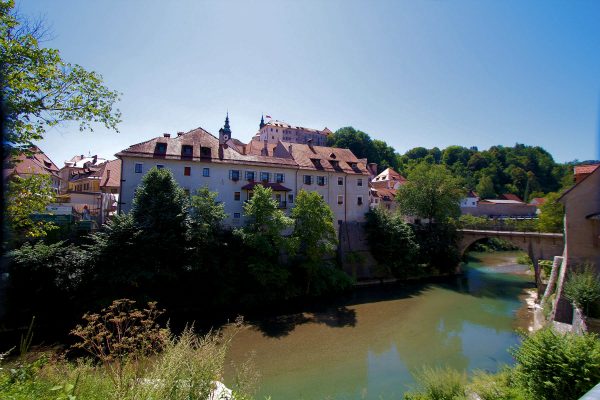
<box><xmin>2</xmin><ymin>145</ymin><xmax>61</xmax><ymax>193</ymax></box>
<box><xmin>116</xmin><ymin>115</ymin><xmax>370</xmax><ymax>226</ymax></box>
<box><xmin>251</xmin><ymin>117</ymin><xmax>330</xmax><ymax>147</ymax></box>
<box><xmin>558</xmin><ymin>164</ymin><xmax>600</xmax><ymax>269</ymax></box>
<box><xmin>369</xmin><ymin>168</ymin><xmax>407</xmax><ymax>212</ymax></box>
<box><xmin>59</xmin><ymin>154</ymin><xmax>107</xmax><ymax>194</ymax></box>
<box><xmin>461</xmin><ymin>198</ymin><xmax>537</xmax><ymax>218</ymax></box>
<box><xmin>460</xmin><ymin>190</ymin><xmax>479</xmax><ymax>208</ymax></box>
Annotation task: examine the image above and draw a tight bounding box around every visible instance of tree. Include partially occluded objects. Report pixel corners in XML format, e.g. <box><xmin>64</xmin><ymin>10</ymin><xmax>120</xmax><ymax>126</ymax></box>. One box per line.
<box><xmin>1</xmin><ymin>0</ymin><xmax>121</xmax><ymax>146</ymax></box>
<box><xmin>327</xmin><ymin>127</ymin><xmax>376</xmax><ymax>162</ymax></box>
<box><xmin>365</xmin><ymin>208</ymin><xmax>419</xmax><ymax>278</ymax></box>
<box><xmin>236</xmin><ymin>185</ymin><xmax>294</xmax><ymax>298</ymax></box>
<box><xmin>5</xmin><ymin>174</ymin><xmax>57</xmax><ymax>240</ymax></box>
<box><xmin>396</xmin><ymin>163</ymin><xmax>465</xmax><ymax>224</ymax></box>
<box><xmin>291</xmin><ymin>190</ymin><xmax>338</xmax><ymax>293</ymax></box>
<box><xmin>536</xmin><ymin>192</ymin><xmax>564</xmax><ymax>232</ymax></box>
<box><xmin>475</xmin><ymin>175</ymin><xmax>496</xmax><ymax>199</ymax></box>
<box><xmin>189</xmin><ymin>186</ymin><xmax>227</xmax><ymax>244</ymax></box>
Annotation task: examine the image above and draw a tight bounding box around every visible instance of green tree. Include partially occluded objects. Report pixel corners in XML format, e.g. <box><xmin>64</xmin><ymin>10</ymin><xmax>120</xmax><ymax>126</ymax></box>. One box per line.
<box><xmin>365</xmin><ymin>208</ymin><xmax>419</xmax><ymax>278</ymax></box>
<box><xmin>291</xmin><ymin>190</ymin><xmax>338</xmax><ymax>293</ymax></box>
<box><xmin>536</xmin><ymin>192</ymin><xmax>564</xmax><ymax>232</ymax></box>
<box><xmin>189</xmin><ymin>186</ymin><xmax>227</xmax><ymax>244</ymax></box>
<box><xmin>396</xmin><ymin>163</ymin><xmax>465</xmax><ymax>224</ymax></box>
<box><xmin>327</xmin><ymin>126</ymin><xmax>376</xmax><ymax>161</ymax></box>
<box><xmin>5</xmin><ymin>174</ymin><xmax>57</xmax><ymax>240</ymax></box>
<box><xmin>475</xmin><ymin>175</ymin><xmax>496</xmax><ymax>199</ymax></box>
<box><xmin>1</xmin><ymin>0</ymin><xmax>121</xmax><ymax>146</ymax></box>
<box><xmin>236</xmin><ymin>185</ymin><xmax>294</xmax><ymax>298</ymax></box>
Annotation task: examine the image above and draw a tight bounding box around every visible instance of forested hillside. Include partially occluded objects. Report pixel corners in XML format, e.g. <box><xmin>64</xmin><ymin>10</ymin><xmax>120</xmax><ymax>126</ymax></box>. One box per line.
<box><xmin>328</xmin><ymin>126</ymin><xmax>577</xmax><ymax>201</ymax></box>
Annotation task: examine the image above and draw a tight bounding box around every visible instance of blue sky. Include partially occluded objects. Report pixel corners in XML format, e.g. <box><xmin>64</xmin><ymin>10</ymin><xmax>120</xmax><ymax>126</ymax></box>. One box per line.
<box><xmin>20</xmin><ymin>0</ymin><xmax>600</xmax><ymax>164</ymax></box>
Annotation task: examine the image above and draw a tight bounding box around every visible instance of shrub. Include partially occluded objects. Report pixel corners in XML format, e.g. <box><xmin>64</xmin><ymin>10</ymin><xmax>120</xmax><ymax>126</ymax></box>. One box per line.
<box><xmin>563</xmin><ymin>264</ymin><xmax>600</xmax><ymax>315</ymax></box>
<box><xmin>404</xmin><ymin>366</ymin><xmax>467</xmax><ymax>400</ymax></box>
<box><xmin>511</xmin><ymin>328</ymin><xmax>600</xmax><ymax>400</ymax></box>
<box><xmin>468</xmin><ymin>369</ymin><xmax>524</xmax><ymax>400</ymax></box>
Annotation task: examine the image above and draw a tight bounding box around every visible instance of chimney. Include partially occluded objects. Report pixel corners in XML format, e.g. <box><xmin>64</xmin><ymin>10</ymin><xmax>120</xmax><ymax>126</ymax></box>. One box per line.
<box><xmin>163</xmin><ymin>133</ymin><xmax>170</xmax><ymax>138</ymax></box>
<box><xmin>367</xmin><ymin>163</ymin><xmax>378</xmax><ymax>178</ymax></box>
<box><xmin>105</xmin><ymin>169</ymin><xmax>110</xmax><ymax>186</ymax></box>
<box><xmin>307</xmin><ymin>138</ymin><xmax>315</xmax><ymax>153</ymax></box>
<box><xmin>288</xmin><ymin>144</ymin><xmax>293</xmax><ymax>155</ymax></box>
<box><xmin>177</xmin><ymin>132</ymin><xmax>184</xmax><ymax>137</ymax></box>
<box><xmin>92</xmin><ymin>155</ymin><xmax>97</xmax><ymax>164</ymax></box>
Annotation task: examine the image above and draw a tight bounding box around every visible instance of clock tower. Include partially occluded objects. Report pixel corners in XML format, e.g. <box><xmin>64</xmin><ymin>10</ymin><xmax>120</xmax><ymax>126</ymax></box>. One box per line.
<box><xmin>219</xmin><ymin>112</ymin><xmax>231</xmax><ymax>145</ymax></box>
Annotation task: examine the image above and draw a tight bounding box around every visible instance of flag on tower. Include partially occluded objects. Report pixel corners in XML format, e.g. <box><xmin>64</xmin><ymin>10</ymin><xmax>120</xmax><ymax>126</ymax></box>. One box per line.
<box><xmin>265</xmin><ymin>115</ymin><xmax>272</xmax><ymax>119</ymax></box>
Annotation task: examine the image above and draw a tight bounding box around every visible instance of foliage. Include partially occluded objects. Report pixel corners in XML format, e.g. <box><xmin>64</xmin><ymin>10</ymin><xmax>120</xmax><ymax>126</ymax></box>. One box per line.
<box><xmin>328</xmin><ymin>126</ymin><xmax>399</xmax><ymax>172</ymax></box>
<box><xmin>70</xmin><ymin>299</ymin><xmax>168</xmax><ymax>395</ymax></box>
<box><xmin>536</xmin><ymin>192</ymin><xmax>564</xmax><ymax>233</ymax></box>
<box><xmin>290</xmin><ymin>190</ymin><xmax>339</xmax><ymax>293</ymax></box>
<box><xmin>511</xmin><ymin>328</ymin><xmax>600</xmax><ymax>400</ymax></box>
<box><xmin>1</xmin><ymin>319</ymin><xmax>256</xmax><ymax>400</ymax></box>
<box><xmin>7</xmin><ymin>240</ymin><xmax>88</xmax><ymax>327</ymax></box>
<box><xmin>538</xmin><ymin>260</ymin><xmax>553</xmax><ymax>279</ymax></box>
<box><xmin>515</xmin><ymin>254</ymin><xmax>533</xmax><ymax>267</ymax></box>
<box><xmin>5</xmin><ymin>174</ymin><xmax>57</xmax><ymax>241</ymax></box>
<box><xmin>188</xmin><ymin>186</ymin><xmax>227</xmax><ymax>244</ymax></box>
<box><xmin>403</xmin><ymin>366</ymin><xmax>467</xmax><ymax>400</ymax></box>
<box><xmin>476</xmin><ymin>175</ymin><xmax>496</xmax><ymax>199</ymax></box>
<box><xmin>365</xmin><ymin>208</ymin><xmax>419</xmax><ymax>278</ymax></box>
<box><xmin>413</xmin><ymin>223</ymin><xmax>461</xmax><ymax>273</ymax></box>
<box><xmin>397</xmin><ymin>163</ymin><xmax>465</xmax><ymax>223</ymax></box>
<box><xmin>563</xmin><ymin>265</ymin><xmax>600</xmax><ymax>314</ymax></box>
<box><xmin>467</xmin><ymin>369</ymin><xmax>524</xmax><ymax>400</ymax></box>
<box><xmin>1</xmin><ymin>0</ymin><xmax>121</xmax><ymax>147</ymax></box>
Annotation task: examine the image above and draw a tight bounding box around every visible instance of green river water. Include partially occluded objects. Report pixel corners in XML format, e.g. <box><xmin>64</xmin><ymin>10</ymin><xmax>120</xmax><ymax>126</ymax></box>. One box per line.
<box><xmin>224</xmin><ymin>251</ymin><xmax>534</xmax><ymax>399</ymax></box>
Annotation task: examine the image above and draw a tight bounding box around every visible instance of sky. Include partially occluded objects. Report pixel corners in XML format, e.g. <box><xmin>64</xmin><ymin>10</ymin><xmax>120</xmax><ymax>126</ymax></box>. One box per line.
<box><xmin>18</xmin><ymin>0</ymin><xmax>600</xmax><ymax>165</ymax></box>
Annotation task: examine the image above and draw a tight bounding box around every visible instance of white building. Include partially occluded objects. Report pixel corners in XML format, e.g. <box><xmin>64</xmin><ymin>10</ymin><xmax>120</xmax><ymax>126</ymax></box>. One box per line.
<box><xmin>369</xmin><ymin>168</ymin><xmax>407</xmax><ymax>212</ymax></box>
<box><xmin>117</xmin><ymin>116</ymin><xmax>370</xmax><ymax>226</ymax></box>
<box><xmin>252</xmin><ymin>117</ymin><xmax>331</xmax><ymax>146</ymax></box>
<box><xmin>460</xmin><ymin>190</ymin><xmax>479</xmax><ymax>208</ymax></box>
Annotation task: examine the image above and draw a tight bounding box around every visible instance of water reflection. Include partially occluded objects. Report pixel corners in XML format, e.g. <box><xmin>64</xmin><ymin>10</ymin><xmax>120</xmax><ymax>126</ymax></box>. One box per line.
<box><xmin>224</xmin><ymin>252</ymin><xmax>533</xmax><ymax>399</ymax></box>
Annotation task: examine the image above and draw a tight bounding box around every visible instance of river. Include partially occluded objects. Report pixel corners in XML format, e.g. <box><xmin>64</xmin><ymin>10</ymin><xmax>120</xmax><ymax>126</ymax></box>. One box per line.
<box><xmin>224</xmin><ymin>251</ymin><xmax>534</xmax><ymax>399</ymax></box>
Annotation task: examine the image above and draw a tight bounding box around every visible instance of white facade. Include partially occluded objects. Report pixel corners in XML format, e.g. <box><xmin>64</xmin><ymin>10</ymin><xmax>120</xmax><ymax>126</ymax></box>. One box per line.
<box><xmin>118</xmin><ymin>126</ymin><xmax>370</xmax><ymax>227</ymax></box>
<box><xmin>254</xmin><ymin>120</ymin><xmax>330</xmax><ymax>146</ymax></box>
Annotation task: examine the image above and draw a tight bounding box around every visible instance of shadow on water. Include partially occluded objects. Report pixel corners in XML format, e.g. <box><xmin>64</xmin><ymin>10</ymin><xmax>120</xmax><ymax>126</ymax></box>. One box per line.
<box><xmin>252</xmin><ymin>281</ymin><xmax>428</xmax><ymax>338</ymax></box>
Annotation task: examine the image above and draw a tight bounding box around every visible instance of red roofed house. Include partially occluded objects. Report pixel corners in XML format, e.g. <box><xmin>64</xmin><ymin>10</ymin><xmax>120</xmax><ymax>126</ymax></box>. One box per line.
<box><xmin>3</xmin><ymin>145</ymin><xmax>61</xmax><ymax>193</ymax></box>
<box><xmin>559</xmin><ymin>163</ymin><xmax>600</xmax><ymax>270</ymax></box>
<box><xmin>117</xmin><ymin>115</ymin><xmax>370</xmax><ymax>226</ymax></box>
<box><xmin>574</xmin><ymin>164</ymin><xmax>600</xmax><ymax>184</ymax></box>
<box><xmin>369</xmin><ymin>168</ymin><xmax>407</xmax><ymax>212</ymax></box>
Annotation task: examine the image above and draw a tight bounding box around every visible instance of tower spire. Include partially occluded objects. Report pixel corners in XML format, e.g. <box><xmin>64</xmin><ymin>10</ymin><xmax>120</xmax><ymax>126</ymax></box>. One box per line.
<box><xmin>223</xmin><ymin>112</ymin><xmax>231</xmax><ymax>134</ymax></box>
<box><xmin>260</xmin><ymin>114</ymin><xmax>265</xmax><ymax>129</ymax></box>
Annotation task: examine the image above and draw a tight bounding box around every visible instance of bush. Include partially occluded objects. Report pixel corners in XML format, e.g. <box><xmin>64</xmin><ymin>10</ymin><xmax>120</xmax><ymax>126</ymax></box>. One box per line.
<box><xmin>563</xmin><ymin>265</ymin><xmax>600</xmax><ymax>315</ymax></box>
<box><xmin>404</xmin><ymin>366</ymin><xmax>467</xmax><ymax>400</ymax></box>
<box><xmin>468</xmin><ymin>369</ymin><xmax>524</xmax><ymax>400</ymax></box>
<box><xmin>511</xmin><ymin>328</ymin><xmax>600</xmax><ymax>400</ymax></box>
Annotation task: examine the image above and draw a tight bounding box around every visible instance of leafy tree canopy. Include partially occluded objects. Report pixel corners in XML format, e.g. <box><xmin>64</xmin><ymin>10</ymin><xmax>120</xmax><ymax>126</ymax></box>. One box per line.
<box><xmin>396</xmin><ymin>163</ymin><xmax>465</xmax><ymax>223</ymax></box>
<box><xmin>1</xmin><ymin>0</ymin><xmax>121</xmax><ymax>147</ymax></box>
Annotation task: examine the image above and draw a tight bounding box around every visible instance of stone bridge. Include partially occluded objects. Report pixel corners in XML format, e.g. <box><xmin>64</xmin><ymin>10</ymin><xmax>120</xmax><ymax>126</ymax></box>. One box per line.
<box><xmin>459</xmin><ymin>229</ymin><xmax>564</xmax><ymax>286</ymax></box>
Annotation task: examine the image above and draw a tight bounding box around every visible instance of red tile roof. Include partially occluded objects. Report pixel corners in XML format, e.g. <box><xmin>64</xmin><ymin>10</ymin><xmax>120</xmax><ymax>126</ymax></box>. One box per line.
<box><xmin>529</xmin><ymin>197</ymin><xmax>546</xmax><ymax>206</ymax></box>
<box><xmin>500</xmin><ymin>193</ymin><xmax>523</xmax><ymax>202</ymax></box>
<box><xmin>371</xmin><ymin>187</ymin><xmax>397</xmax><ymax>202</ymax></box>
<box><xmin>574</xmin><ymin>164</ymin><xmax>599</xmax><ymax>175</ymax></box>
<box><xmin>3</xmin><ymin>146</ymin><xmax>59</xmax><ymax>179</ymax></box>
<box><xmin>95</xmin><ymin>159</ymin><xmax>121</xmax><ymax>188</ymax></box>
<box><xmin>116</xmin><ymin>128</ymin><xmax>368</xmax><ymax>175</ymax></box>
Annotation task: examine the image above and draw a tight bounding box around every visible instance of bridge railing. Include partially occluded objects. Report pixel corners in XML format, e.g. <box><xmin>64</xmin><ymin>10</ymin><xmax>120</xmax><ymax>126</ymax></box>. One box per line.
<box><xmin>457</xmin><ymin>215</ymin><xmax>562</xmax><ymax>233</ymax></box>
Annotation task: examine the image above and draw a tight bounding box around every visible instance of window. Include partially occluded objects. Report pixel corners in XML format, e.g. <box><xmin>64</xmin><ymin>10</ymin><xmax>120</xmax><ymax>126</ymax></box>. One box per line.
<box><xmin>245</xmin><ymin>171</ymin><xmax>255</xmax><ymax>181</ymax></box>
<box><xmin>181</xmin><ymin>145</ymin><xmax>193</xmax><ymax>157</ymax></box>
<box><xmin>155</xmin><ymin>142</ymin><xmax>167</xmax><ymax>154</ymax></box>
<box><xmin>338</xmin><ymin>177</ymin><xmax>344</xmax><ymax>186</ymax></box>
<box><xmin>233</xmin><ymin>212</ymin><xmax>241</xmax><ymax>219</ymax></box>
<box><xmin>304</xmin><ymin>175</ymin><xmax>313</xmax><ymax>185</ymax></box>
<box><xmin>234</xmin><ymin>192</ymin><xmax>241</xmax><ymax>201</ymax></box>
<box><xmin>357</xmin><ymin>196</ymin><xmax>363</xmax><ymax>206</ymax></box>
<box><xmin>288</xmin><ymin>194</ymin><xmax>294</xmax><ymax>204</ymax></box>
<box><xmin>337</xmin><ymin>195</ymin><xmax>344</xmax><ymax>205</ymax></box>
<box><xmin>260</xmin><ymin>172</ymin><xmax>270</xmax><ymax>182</ymax></box>
<box><xmin>357</xmin><ymin>178</ymin><xmax>363</xmax><ymax>187</ymax></box>
<box><xmin>157</xmin><ymin>164</ymin><xmax>164</xmax><ymax>169</ymax></box>
<box><xmin>275</xmin><ymin>173</ymin><xmax>285</xmax><ymax>183</ymax></box>
<box><xmin>135</xmin><ymin>163</ymin><xmax>143</xmax><ymax>173</ymax></box>
<box><xmin>230</xmin><ymin>170</ymin><xmax>240</xmax><ymax>181</ymax></box>
<box><xmin>184</xmin><ymin>166</ymin><xmax>191</xmax><ymax>176</ymax></box>
<box><xmin>202</xmin><ymin>168</ymin><xmax>210</xmax><ymax>177</ymax></box>
<box><xmin>200</xmin><ymin>147</ymin><xmax>211</xmax><ymax>157</ymax></box>
<box><xmin>317</xmin><ymin>176</ymin><xmax>326</xmax><ymax>186</ymax></box>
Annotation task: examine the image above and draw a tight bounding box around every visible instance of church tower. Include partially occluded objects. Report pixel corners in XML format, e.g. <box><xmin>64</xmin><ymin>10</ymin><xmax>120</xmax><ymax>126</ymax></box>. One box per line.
<box><xmin>219</xmin><ymin>112</ymin><xmax>231</xmax><ymax>144</ymax></box>
<box><xmin>259</xmin><ymin>114</ymin><xmax>265</xmax><ymax>130</ymax></box>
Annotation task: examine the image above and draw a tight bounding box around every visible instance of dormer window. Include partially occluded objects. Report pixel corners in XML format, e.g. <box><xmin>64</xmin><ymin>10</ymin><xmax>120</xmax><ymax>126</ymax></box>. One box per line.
<box><xmin>200</xmin><ymin>147</ymin><xmax>211</xmax><ymax>158</ymax></box>
<box><xmin>155</xmin><ymin>142</ymin><xmax>167</xmax><ymax>154</ymax></box>
<box><xmin>181</xmin><ymin>145</ymin><xmax>193</xmax><ymax>158</ymax></box>
<box><xmin>330</xmin><ymin>153</ymin><xmax>337</xmax><ymax>159</ymax></box>
<box><xmin>330</xmin><ymin>160</ymin><xmax>339</xmax><ymax>169</ymax></box>
<box><xmin>311</xmin><ymin>158</ymin><xmax>324</xmax><ymax>170</ymax></box>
